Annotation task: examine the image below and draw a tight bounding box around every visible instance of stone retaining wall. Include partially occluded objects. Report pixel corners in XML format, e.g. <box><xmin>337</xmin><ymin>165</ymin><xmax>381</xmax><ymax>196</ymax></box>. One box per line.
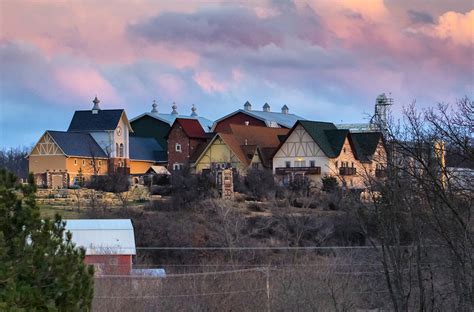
<box><xmin>36</xmin><ymin>185</ymin><xmax>150</xmax><ymax>207</ymax></box>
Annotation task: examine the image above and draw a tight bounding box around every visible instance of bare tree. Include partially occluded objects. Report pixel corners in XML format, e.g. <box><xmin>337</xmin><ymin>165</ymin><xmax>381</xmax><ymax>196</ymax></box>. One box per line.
<box><xmin>358</xmin><ymin>97</ymin><xmax>473</xmax><ymax>311</ymax></box>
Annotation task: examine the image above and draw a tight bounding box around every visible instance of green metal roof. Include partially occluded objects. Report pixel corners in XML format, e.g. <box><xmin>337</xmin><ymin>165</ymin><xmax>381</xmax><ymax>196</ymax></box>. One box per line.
<box><xmin>298</xmin><ymin>121</ymin><xmax>349</xmax><ymax>158</ymax></box>
<box><xmin>350</xmin><ymin>132</ymin><xmax>383</xmax><ymax>162</ymax></box>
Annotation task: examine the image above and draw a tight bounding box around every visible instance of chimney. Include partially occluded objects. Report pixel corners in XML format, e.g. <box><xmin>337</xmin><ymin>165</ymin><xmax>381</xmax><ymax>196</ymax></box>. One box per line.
<box><xmin>92</xmin><ymin>96</ymin><xmax>101</xmax><ymax>114</ymax></box>
<box><xmin>244</xmin><ymin>101</ymin><xmax>252</xmax><ymax>111</ymax></box>
<box><xmin>281</xmin><ymin>104</ymin><xmax>289</xmax><ymax>114</ymax></box>
<box><xmin>190</xmin><ymin>104</ymin><xmax>198</xmax><ymax>117</ymax></box>
<box><xmin>171</xmin><ymin>102</ymin><xmax>178</xmax><ymax>115</ymax></box>
<box><xmin>263</xmin><ymin>102</ymin><xmax>270</xmax><ymax>112</ymax></box>
<box><xmin>151</xmin><ymin>100</ymin><xmax>158</xmax><ymax>113</ymax></box>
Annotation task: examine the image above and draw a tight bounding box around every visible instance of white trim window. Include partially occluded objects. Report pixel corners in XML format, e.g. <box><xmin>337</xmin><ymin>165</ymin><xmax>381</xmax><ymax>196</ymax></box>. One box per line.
<box><xmin>175</xmin><ymin>143</ymin><xmax>182</xmax><ymax>152</ymax></box>
<box><xmin>173</xmin><ymin>163</ymin><xmax>183</xmax><ymax>171</ymax></box>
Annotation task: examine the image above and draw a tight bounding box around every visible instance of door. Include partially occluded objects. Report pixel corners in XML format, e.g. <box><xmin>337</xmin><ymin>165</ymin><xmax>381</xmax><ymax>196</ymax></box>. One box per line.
<box><xmin>51</xmin><ymin>174</ymin><xmax>64</xmax><ymax>189</ymax></box>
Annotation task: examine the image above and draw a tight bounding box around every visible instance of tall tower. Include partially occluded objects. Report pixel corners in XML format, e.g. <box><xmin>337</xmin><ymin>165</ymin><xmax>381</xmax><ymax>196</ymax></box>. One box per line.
<box><xmin>370</xmin><ymin>93</ymin><xmax>393</xmax><ymax>133</ymax></box>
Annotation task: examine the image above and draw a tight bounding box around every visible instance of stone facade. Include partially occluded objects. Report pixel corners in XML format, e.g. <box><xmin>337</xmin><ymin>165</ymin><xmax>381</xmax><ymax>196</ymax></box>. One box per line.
<box><xmin>46</xmin><ymin>171</ymin><xmax>69</xmax><ymax>189</ymax></box>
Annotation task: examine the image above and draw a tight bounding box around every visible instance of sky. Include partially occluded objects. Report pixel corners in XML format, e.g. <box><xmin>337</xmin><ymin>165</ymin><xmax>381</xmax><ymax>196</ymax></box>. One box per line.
<box><xmin>0</xmin><ymin>0</ymin><xmax>473</xmax><ymax>148</ymax></box>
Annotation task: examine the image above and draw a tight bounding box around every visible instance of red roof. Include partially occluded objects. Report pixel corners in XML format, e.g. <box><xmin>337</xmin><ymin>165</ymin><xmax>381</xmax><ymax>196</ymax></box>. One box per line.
<box><xmin>174</xmin><ymin>118</ymin><xmax>207</xmax><ymax>139</ymax></box>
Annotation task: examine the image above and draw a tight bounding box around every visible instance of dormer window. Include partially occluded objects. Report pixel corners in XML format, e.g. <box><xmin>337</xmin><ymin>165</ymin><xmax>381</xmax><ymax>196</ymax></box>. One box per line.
<box><xmin>175</xmin><ymin>143</ymin><xmax>182</xmax><ymax>152</ymax></box>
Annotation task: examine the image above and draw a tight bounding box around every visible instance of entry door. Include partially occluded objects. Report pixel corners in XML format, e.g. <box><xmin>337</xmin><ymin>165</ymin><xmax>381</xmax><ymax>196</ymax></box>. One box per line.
<box><xmin>51</xmin><ymin>175</ymin><xmax>63</xmax><ymax>189</ymax></box>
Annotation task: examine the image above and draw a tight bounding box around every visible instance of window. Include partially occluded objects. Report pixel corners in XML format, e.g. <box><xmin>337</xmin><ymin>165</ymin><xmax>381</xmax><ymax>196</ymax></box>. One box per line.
<box><xmin>90</xmin><ymin>160</ymin><xmax>94</xmax><ymax>165</ymax></box>
<box><xmin>295</xmin><ymin>160</ymin><xmax>306</xmax><ymax>167</ymax></box>
<box><xmin>285</xmin><ymin>161</ymin><xmax>291</xmax><ymax>168</ymax></box>
<box><xmin>74</xmin><ymin>159</ymin><xmax>77</xmax><ymax>166</ymax></box>
<box><xmin>343</xmin><ymin>147</ymin><xmax>346</xmax><ymax>153</ymax></box>
<box><xmin>175</xmin><ymin>143</ymin><xmax>182</xmax><ymax>152</ymax></box>
<box><xmin>98</xmin><ymin>160</ymin><xmax>102</xmax><ymax>166</ymax></box>
<box><xmin>335</xmin><ymin>161</ymin><xmax>338</xmax><ymax>168</ymax></box>
<box><xmin>116</xmin><ymin>143</ymin><xmax>119</xmax><ymax>157</ymax></box>
<box><xmin>82</xmin><ymin>159</ymin><xmax>85</xmax><ymax>166</ymax></box>
<box><xmin>173</xmin><ymin>163</ymin><xmax>183</xmax><ymax>171</ymax></box>
<box><xmin>252</xmin><ymin>163</ymin><xmax>259</xmax><ymax>169</ymax></box>
<box><xmin>351</xmin><ymin>162</ymin><xmax>354</xmax><ymax>168</ymax></box>
<box><xmin>119</xmin><ymin>143</ymin><xmax>124</xmax><ymax>157</ymax></box>
<box><xmin>309</xmin><ymin>160</ymin><xmax>315</xmax><ymax>168</ymax></box>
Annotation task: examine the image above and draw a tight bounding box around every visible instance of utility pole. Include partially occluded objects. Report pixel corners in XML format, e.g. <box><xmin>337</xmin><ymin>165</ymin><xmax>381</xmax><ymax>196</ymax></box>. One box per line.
<box><xmin>265</xmin><ymin>267</ymin><xmax>271</xmax><ymax>312</ymax></box>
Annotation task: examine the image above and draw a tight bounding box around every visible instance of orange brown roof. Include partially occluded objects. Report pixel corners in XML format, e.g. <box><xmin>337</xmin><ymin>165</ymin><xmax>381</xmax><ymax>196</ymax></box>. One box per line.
<box><xmin>219</xmin><ymin>124</ymin><xmax>289</xmax><ymax>166</ymax></box>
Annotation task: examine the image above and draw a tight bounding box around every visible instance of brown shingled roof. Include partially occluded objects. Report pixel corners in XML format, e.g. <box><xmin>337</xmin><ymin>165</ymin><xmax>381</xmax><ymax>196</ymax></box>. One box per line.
<box><xmin>219</xmin><ymin>124</ymin><xmax>289</xmax><ymax>167</ymax></box>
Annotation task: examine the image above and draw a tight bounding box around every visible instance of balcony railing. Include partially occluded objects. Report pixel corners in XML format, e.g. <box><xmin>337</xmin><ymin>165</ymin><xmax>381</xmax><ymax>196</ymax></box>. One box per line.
<box><xmin>275</xmin><ymin>167</ymin><xmax>321</xmax><ymax>175</ymax></box>
<box><xmin>375</xmin><ymin>168</ymin><xmax>386</xmax><ymax>178</ymax></box>
<box><xmin>339</xmin><ymin>167</ymin><xmax>356</xmax><ymax>176</ymax></box>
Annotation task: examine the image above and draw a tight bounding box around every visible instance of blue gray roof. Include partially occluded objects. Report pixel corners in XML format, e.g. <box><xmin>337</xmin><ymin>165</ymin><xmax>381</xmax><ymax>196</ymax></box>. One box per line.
<box><xmin>129</xmin><ymin>136</ymin><xmax>167</xmax><ymax>162</ymax></box>
<box><xmin>65</xmin><ymin>219</ymin><xmax>133</xmax><ymax>230</ymax></box>
<box><xmin>213</xmin><ymin>109</ymin><xmax>305</xmax><ymax>130</ymax></box>
<box><xmin>130</xmin><ymin>112</ymin><xmax>214</xmax><ymax>132</ymax></box>
<box><xmin>68</xmin><ymin>109</ymin><xmax>125</xmax><ymax>132</ymax></box>
<box><xmin>47</xmin><ymin>131</ymin><xmax>107</xmax><ymax>158</ymax></box>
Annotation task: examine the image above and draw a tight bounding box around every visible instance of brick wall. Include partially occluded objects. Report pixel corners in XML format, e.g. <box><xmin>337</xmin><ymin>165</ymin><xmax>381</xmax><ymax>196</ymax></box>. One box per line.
<box><xmin>167</xmin><ymin>124</ymin><xmax>206</xmax><ymax>171</ymax></box>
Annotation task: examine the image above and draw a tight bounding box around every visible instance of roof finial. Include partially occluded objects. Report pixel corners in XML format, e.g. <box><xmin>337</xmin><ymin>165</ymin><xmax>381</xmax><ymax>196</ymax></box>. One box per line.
<box><xmin>191</xmin><ymin>104</ymin><xmax>198</xmax><ymax>117</ymax></box>
<box><xmin>92</xmin><ymin>96</ymin><xmax>101</xmax><ymax>110</ymax></box>
<box><xmin>244</xmin><ymin>101</ymin><xmax>252</xmax><ymax>111</ymax></box>
<box><xmin>263</xmin><ymin>102</ymin><xmax>271</xmax><ymax>112</ymax></box>
<box><xmin>171</xmin><ymin>102</ymin><xmax>178</xmax><ymax>115</ymax></box>
<box><xmin>151</xmin><ymin>100</ymin><xmax>158</xmax><ymax>113</ymax></box>
<box><xmin>281</xmin><ymin>104</ymin><xmax>289</xmax><ymax>114</ymax></box>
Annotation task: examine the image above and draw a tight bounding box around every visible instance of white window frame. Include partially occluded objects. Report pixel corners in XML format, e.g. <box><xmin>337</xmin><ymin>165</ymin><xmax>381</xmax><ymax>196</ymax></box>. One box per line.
<box><xmin>175</xmin><ymin>143</ymin><xmax>182</xmax><ymax>152</ymax></box>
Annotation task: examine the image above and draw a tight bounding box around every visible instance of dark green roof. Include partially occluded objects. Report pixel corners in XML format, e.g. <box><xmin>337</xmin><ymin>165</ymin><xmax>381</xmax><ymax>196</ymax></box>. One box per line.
<box><xmin>298</xmin><ymin>121</ymin><xmax>349</xmax><ymax>158</ymax></box>
<box><xmin>350</xmin><ymin>132</ymin><xmax>383</xmax><ymax>162</ymax></box>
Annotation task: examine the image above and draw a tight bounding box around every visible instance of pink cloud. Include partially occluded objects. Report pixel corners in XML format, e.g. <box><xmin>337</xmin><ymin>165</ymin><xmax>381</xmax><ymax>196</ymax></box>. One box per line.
<box><xmin>193</xmin><ymin>71</ymin><xmax>227</xmax><ymax>93</ymax></box>
<box><xmin>54</xmin><ymin>67</ymin><xmax>121</xmax><ymax>105</ymax></box>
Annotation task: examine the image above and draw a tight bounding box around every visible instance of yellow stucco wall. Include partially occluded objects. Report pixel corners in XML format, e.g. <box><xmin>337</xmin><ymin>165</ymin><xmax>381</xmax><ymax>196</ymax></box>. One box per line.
<box><xmin>65</xmin><ymin>158</ymin><xmax>109</xmax><ymax>176</ymax></box>
<box><xmin>29</xmin><ymin>155</ymin><xmax>67</xmax><ymax>173</ymax></box>
<box><xmin>194</xmin><ymin>137</ymin><xmax>246</xmax><ymax>174</ymax></box>
<box><xmin>130</xmin><ymin>160</ymin><xmax>154</xmax><ymax>174</ymax></box>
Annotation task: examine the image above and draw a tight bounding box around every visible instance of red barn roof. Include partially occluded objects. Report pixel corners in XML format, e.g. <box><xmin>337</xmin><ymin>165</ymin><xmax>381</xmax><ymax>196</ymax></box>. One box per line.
<box><xmin>172</xmin><ymin>118</ymin><xmax>208</xmax><ymax>139</ymax></box>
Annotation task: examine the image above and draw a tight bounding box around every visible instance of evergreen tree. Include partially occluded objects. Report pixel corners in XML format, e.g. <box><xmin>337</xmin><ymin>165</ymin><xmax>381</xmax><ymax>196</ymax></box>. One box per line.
<box><xmin>0</xmin><ymin>169</ymin><xmax>94</xmax><ymax>311</ymax></box>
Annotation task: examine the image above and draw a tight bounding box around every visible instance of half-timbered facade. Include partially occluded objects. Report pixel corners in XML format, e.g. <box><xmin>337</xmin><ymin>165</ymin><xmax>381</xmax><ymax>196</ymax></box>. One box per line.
<box><xmin>193</xmin><ymin>124</ymin><xmax>289</xmax><ymax>174</ymax></box>
<box><xmin>29</xmin><ymin>131</ymin><xmax>109</xmax><ymax>188</ymax></box>
<box><xmin>29</xmin><ymin>97</ymin><xmax>167</xmax><ymax>188</ymax></box>
<box><xmin>273</xmin><ymin>120</ymin><xmax>386</xmax><ymax>188</ymax></box>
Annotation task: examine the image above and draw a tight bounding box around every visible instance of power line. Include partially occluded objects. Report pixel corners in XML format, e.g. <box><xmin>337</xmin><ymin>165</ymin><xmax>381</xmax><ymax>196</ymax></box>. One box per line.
<box><xmin>96</xmin><ymin>267</ymin><xmax>265</xmax><ymax>278</ymax></box>
<box><xmin>95</xmin><ymin>288</ymin><xmax>267</xmax><ymax>299</ymax></box>
<box><xmin>89</xmin><ymin>245</ymin><xmax>440</xmax><ymax>251</ymax></box>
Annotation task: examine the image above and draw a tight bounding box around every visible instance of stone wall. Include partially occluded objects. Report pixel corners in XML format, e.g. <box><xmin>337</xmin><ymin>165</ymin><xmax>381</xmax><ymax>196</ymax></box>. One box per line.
<box><xmin>36</xmin><ymin>185</ymin><xmax>150</xmax><ymax>207</ymax></box>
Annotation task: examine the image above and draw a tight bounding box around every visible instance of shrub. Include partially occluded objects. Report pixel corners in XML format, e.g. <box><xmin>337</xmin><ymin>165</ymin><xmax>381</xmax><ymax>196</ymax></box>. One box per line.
<box><xmin>244</xmin><ymin>168</ymin><xmax>276</xmax><ymax>200</ymax></box>
<box><xmin>321</xmin><ymin>176</ymin><xmax>339</xmax><ymax>193</ymax></box>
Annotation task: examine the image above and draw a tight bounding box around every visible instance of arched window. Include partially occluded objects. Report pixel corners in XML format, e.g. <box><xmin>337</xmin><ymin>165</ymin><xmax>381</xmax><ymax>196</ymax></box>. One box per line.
<box><xmin>116</xmin><ymin>143</ymin><xmax>119</xmax><ymax>157</ymax></box>
<box><xmin>119</xmin><ymin>143</ymin><xmax>124</xmax><ymax>157</ymax></box>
